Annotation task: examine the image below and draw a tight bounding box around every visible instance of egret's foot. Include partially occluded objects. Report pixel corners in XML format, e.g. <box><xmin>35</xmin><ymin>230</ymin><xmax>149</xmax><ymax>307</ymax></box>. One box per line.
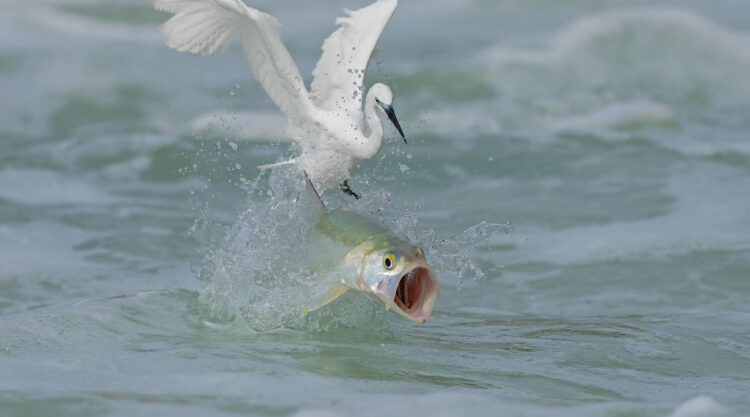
<box><xmin>340</xmin><ymin>180</ymin><xmax>361</xmax><ymax>199</ymax></box>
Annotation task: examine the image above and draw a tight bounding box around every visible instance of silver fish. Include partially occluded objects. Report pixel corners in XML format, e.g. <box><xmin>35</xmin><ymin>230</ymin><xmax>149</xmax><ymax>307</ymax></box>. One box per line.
<box><xmin>301</xmin><ymin>180</ymin><xmax>439</xmax><ymax>323</ymax></box>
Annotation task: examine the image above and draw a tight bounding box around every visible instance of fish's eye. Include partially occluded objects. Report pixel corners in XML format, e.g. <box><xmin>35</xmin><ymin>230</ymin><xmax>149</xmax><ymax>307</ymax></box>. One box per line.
<box><xmin>383</xmin><ymin>253</ymin><xmax>396</xmax><ymax>270</ymax></box>
<box><xmin>416</xmin><ymin>247</ymin><xmax>424</xmax><ymax>258</ymax></box>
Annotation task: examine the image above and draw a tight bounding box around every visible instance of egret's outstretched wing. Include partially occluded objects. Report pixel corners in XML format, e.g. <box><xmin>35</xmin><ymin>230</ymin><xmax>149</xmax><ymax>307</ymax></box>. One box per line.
<box><xmin>310</xmin><ymin>0</ymin><xmax>398</xmax><ymax>120</ymax></box>
<box><xmin>153</xmin><ymin>0</ymin><xmax>311</xmax><ymax>121</ymax></box>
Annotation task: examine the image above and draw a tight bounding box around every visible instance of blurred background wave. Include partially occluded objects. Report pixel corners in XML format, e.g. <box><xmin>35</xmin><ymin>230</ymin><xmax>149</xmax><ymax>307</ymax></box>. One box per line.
<box><xmin>1</xmin><ymin>1</ymin><xmax>749</xmax><ymax>416</ymax></box>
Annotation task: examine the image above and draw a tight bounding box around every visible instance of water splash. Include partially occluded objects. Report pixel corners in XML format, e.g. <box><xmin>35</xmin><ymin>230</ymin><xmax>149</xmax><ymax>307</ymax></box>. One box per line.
<box><xmin>427</xmin><ymin>221</ymin><xmax>512</xmax><ymax>285</ymax></box>
<box><xmin>194</xmin><ymin>166</ymin><xmax>511</xmax><ymax>332</ymax></box>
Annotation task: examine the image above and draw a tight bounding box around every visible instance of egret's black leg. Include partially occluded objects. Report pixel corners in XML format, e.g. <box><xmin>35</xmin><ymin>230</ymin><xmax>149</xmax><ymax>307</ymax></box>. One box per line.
<box><xmin>340</xmin><ymin>180</ymin><xmax>361</xmax><ymax>199</ymax></box>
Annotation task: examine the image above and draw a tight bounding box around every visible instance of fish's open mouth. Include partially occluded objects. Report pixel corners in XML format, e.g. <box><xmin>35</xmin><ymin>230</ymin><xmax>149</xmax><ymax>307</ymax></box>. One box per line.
<box><xmin>393</xmin><ymin>266</ymin><xmax>438</xmax><ymax>323</ymax></box>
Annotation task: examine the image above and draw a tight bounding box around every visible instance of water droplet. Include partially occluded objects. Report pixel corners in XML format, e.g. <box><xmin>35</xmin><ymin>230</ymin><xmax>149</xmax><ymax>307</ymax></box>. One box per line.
<box><xmin>229</xmin><ymin>141</ymin><xmax>238</xmax><ymax>151</ymax></box>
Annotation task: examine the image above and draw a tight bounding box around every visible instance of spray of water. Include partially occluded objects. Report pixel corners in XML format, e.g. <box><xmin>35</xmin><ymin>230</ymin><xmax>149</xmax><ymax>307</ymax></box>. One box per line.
<box><xmin>194</xmin><ymin>165</ymin><xmax>510</xmax><ymax>332</ymax></box>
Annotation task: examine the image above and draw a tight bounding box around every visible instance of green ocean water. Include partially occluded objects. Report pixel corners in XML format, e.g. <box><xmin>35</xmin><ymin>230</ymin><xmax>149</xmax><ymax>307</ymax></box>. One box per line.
<box><xmin>1</xmin><ymin>0</ymin><xmax>749</xmax><ymax>416</ymax></box>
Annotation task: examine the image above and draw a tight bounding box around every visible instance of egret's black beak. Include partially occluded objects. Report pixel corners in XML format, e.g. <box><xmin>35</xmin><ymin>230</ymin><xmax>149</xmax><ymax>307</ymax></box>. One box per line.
<box><xmin>380</xmin><ymin>103</ymin><xmax>407</xmax><ymax>144</ymax></box>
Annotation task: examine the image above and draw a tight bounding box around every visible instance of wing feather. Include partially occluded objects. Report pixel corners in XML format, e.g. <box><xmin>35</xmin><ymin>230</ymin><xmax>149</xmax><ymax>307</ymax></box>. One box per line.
<box><xmin>154</xmin><ymin>0</ymin><xmax>311</xmax><ymax>121</ymax></box>
<box><xmin>309</xmin><ymin>0</ymin><xmax>398</xmax><ymax>120</ymax></box>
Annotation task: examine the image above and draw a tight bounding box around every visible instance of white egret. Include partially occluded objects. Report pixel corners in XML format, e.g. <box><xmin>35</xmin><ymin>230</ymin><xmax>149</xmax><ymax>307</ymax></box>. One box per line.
<box><xmin>153</xmin><ymin>0</ymin><xmax>406</xmax><ymax>198</ymax></box>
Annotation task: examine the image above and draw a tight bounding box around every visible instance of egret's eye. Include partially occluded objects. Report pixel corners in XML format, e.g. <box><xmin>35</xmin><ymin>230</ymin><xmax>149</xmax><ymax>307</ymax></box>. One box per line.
<box><xmin>383</xmin><ymin>253</ymin><xmax>397</xmax><ymax>270</ymax></box>
<box><xmin>375</xmin><ymin>98</ymin><xmax>380</xmax><ymax>103</ymax></box>
<box><xmin>416</xmin><ymin>247</ymin><xmax>424</xmax><ymax>258</ymax></box>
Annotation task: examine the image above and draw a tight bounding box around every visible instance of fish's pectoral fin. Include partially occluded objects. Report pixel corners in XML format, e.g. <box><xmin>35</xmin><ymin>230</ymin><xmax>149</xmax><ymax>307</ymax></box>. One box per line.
<box><xmin>301</xmin><ymin>284</ymin><xmax>349</xmax><ymax>317</ymax></box>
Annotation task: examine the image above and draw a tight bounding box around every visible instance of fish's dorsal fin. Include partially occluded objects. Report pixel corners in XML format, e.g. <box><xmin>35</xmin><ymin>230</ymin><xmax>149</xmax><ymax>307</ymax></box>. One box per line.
<box><xmin>303</xmin><ymin>170</ymin><xmax>326</xmax><ymax>212</ymax></box>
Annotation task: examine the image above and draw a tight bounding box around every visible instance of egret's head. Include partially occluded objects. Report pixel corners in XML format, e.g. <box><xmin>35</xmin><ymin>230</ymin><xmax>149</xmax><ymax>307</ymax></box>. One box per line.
<box><xmin>371</xmin><ymin>83</ymin><xmax>406</xmax><ymax>143</ymax></box>
<box><xmin>360</xmin><ymin>240</ymin><xmax>439</xmax><ymax>323</ymax></box>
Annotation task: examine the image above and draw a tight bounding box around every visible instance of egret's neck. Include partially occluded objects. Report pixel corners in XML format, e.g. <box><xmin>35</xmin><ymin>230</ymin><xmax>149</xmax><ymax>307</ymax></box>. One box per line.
<box><xmin>362</xmin><ymin>88</ymin><xmax>384</xmax><ymax>159</ymax></box>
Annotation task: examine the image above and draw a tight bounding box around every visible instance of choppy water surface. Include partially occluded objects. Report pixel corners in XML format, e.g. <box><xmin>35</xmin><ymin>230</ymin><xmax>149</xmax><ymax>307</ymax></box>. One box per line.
<box><xmin>2</xmin><ymin>0</ymin><xmax>749</xmax><ymax>416</ymax></box>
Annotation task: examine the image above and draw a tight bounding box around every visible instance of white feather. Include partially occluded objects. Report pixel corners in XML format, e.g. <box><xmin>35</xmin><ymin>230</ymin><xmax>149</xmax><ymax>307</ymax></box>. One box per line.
<box><xmin>310</xmin><ymin>0</ymin><xmax>398</xmax><ymax>122</ymax></box>
<box><xmin>154</xmin><ymin>0</ymin><xmax>311</xmax><ymax>120</ymax></box>
<box><xmin>154</xmin><ymin>0</ymin><xmax>403</xmax><ymax>193</ymax></box>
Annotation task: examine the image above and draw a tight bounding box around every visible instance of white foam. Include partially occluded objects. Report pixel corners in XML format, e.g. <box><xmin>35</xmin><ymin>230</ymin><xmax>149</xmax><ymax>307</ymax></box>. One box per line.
<box><xmin>552</xmin><ymin>100</ymin><xmax>677</xmax><ymax>135</ymax></box>
<box><xmin>667</xmin><ymin>396</ymin><xmax>725</xmax><ymax>417</ymax></box>
<box><xmin>485</xmin><ymin>7</ymin><xmax>750</xmax><ymax>68</ymax></box>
